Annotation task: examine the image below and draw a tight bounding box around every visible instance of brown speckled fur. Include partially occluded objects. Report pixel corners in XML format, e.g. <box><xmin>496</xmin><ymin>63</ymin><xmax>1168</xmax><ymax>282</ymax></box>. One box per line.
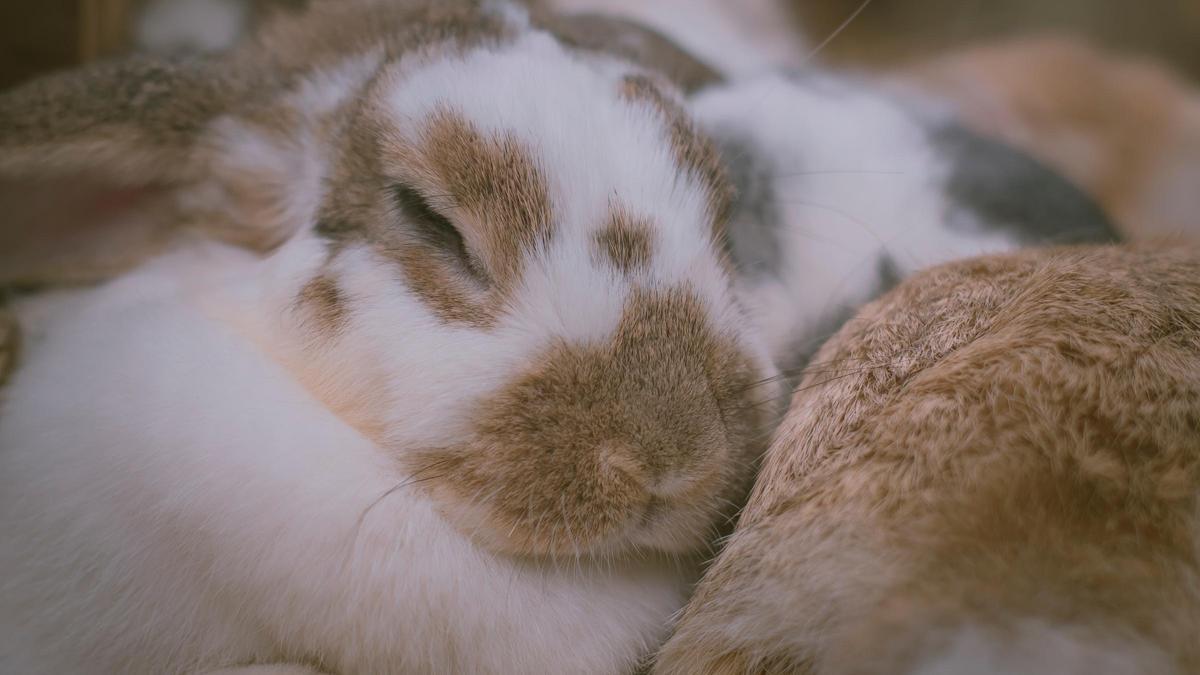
<box><xmin>393</xmin><ymin>107</ymin><xmax>554</xmax><ymax>291</ymax></box>
<box><xmin>656</xmin><ymin>244</ymin><xmax>1200</xmax><ymax>674</ymax></box>
<box><xmin>412</xmin><ymin>285</ymin><xmax>770</xmax><ymax>556</ymax></box>
<box><xmin>295</xmin><ymin>273</ymin><xmax>348</xmax><ymax>334</ymax></box>
<box><xmin>594</xmin><ymin>206</ymin><xmax>654</xmax><ymax>273</ymax></box>
<box><xmin>1</xmin><ymin>0</ymin><xmax>736</xmax><ymax>373</ymax></box>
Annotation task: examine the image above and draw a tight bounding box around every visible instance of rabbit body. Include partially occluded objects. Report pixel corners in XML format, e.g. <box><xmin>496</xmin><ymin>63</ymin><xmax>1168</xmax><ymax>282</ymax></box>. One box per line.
<box><xmin>655</xmin><ymin>244</ymin><xmax>1200</xmax><ymax>674</ymax></box>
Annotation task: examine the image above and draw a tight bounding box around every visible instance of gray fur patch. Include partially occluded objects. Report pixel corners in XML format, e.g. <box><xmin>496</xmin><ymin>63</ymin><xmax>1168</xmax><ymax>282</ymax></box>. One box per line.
<box><xmin>935</xmin><ymin>124</ymin><xmax>1119</xmax><ymax>245</ymax></box>
<box><xmin>712</xmin><ymin>130</ymin><xmax>785</xmax><ymax>278</ymax></box>
<box><xmin>875</xmin><ymin>253</ymin><xmax>903</xmax><ymax>297</ymax></box>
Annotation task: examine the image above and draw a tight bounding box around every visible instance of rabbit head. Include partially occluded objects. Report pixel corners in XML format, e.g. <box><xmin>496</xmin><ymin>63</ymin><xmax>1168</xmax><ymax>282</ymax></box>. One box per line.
<box><xmin>0</xmin><ymin>0</ymin><xmax>779</xmax><ymax>560</ymax></box>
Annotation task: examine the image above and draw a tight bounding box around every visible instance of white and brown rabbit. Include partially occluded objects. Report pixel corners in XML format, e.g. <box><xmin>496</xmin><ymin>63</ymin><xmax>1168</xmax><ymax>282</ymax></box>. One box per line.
<box><xmin>0</xmin><ymin>1</ymin><xmax>783</xmax><ymax>673</ymax></box>
<box><xmin>655</xmin><ymin>243</ymin><xmax>1200</xmax><ymax>674</ymax></box>
<box><xmin>691</xmin><ymin>70</ymin><xmax>1117</xmax><ymax>383</ymax></box>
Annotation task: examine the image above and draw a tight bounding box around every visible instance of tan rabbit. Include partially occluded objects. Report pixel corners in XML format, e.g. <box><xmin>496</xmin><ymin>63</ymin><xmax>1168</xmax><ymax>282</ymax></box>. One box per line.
<box><xmin>655</xmin><ymin>243</ymin><xmax>1200</xmax><ymax>674</ymax></box>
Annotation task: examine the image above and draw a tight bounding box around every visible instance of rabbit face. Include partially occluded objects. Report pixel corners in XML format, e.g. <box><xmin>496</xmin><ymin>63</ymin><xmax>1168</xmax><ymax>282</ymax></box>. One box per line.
<box><xmin>262</xmin><ymin>27</ymin><xmax>779</xmax><ymax>557</ymax></box>
<box><xmin>0</xmin><ymin>5</ymin><xmax>778</xmax><ymax>564</ymax></box>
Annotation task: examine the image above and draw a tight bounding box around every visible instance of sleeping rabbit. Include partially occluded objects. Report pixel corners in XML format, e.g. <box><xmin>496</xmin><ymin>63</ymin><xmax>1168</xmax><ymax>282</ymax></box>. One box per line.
<box><xmin>0</xmin><ymin>1</ymin><xmax>781</xmax><ymax>673</ymax></box>
<box><xmin>0</xmin><ymin>1</ymin><xmax>1130</xmax><ymax>673</ymax></box>
<box><xmin>692</xmin><ymin>71</ymin><xmax>1118</xmax><ymax>383</ymax></box>
<box><xmin>655</xmin><ymin>243</ymin><xmax>1200</xmax><ymax>674</ymax></box>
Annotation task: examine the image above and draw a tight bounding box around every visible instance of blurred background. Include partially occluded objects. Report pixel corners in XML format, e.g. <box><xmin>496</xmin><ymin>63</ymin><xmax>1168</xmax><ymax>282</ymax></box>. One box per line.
<box><xmin>793</xmin><ymin>0</ymin><xmax>1200</xmax><ymax>82</ymax></box>
<box><xmin>3</xmin><ymin>0</ymin><xmax>1198</xmax><ymax>89</ymax></box>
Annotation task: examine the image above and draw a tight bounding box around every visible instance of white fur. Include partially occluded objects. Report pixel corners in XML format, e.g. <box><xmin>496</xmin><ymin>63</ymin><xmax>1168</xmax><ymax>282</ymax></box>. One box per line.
<box><xmin>0</xmin><ymin>238</ymin><xmax>692</xmax><ymax>674</ymax></box>
<box><xmin>691</xmin><ymin>75</ymin><xmax>1022</xmax><ymax>367</ymax></box>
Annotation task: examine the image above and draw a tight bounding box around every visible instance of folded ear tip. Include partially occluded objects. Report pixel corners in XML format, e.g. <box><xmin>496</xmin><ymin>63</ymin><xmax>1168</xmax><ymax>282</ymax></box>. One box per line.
<box><xmin>0</xmin><ymin>172</ymin><xmax>181</xmax><ymax>286</ymax></box>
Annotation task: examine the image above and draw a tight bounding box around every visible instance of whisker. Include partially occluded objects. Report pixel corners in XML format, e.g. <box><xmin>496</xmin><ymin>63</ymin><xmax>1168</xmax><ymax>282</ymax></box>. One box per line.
<box><xmin>801</xmin><ymin>0</ymin><xmax>875</xmax><ymax>66</ymax></box>
<box><xmin>772</xmin><ymin>168</ymin><xmax>905</xmax><ymax>178</ymax></box>
<box><xmin>352</xmin><ymin>456</ymin><xmax>458</xmax><ymax>536</ymax></box>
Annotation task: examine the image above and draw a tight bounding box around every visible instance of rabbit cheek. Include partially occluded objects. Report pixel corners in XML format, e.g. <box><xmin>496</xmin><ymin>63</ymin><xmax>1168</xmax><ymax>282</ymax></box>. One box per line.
<box><xmin>413</xmin><ymin>287</ymin><xmax>766</xmax><ymax>557</ymax></box>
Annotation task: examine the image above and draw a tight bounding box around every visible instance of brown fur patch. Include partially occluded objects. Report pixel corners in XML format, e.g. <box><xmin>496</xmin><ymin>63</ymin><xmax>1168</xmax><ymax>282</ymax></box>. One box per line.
<box><xmin>296</xmin><ymin>273</ymin><xmax>348</xmax><ymax>333</ymax></box>
<box><xmin>343</xmin><ymin>105</ymin><xmax>555</xmax><ymax>327</ymax></box>
<box><xmin>619</xmin><ymin>74</ymin><xmax>734</xmax><ymax>239</ymax></box>
<box><xmin>594</xmin><ymin>207</ymin><xmax>653</xmax><ymax>273</ymax></box>
<box><xmin>413</xmin><ymin>108</ymin><xmax>554</xmax><ymax>288</ymax></box>
<box><xmin>409</xmin><ymin>286</ymin><xmax>772</xmax><ymax>557</ymax></box>
<box><xmin>656</xmin><ymin>244</ymin><xmax>1200</xmax><ymax>674</ymax></box>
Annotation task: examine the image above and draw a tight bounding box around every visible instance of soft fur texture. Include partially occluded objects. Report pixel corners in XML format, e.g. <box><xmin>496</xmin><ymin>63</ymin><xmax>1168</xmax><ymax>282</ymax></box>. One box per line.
<box><xmin>654</xmin><ymin>244</ymin><xmax>1200</xmax><ymax>674</ymax></box>
<box><xmin>692</xmin><ymin>72</ymin><xmax>1117</xmax><ymax>381</ymax></box>
<box><xmin>0</xmin><ymin>1</ymin><xmax>781</xmax><ymax>673</ymax></box>
<box><xmin>0</xmin><ymin>2</ymin><xmax>1164</xmax><ymax>673</ymax></box>
<box><xmin>895</xmin><ymin>36</ymin><xmax>1200</xmax><ymax>243</ymax></box>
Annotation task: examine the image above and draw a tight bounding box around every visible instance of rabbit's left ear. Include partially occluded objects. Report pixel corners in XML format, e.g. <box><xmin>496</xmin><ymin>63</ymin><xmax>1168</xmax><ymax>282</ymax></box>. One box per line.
<box><xmin>0</xmin><ymin>56</ymin><xmax>321</xmax><ymax>286</ymax></box>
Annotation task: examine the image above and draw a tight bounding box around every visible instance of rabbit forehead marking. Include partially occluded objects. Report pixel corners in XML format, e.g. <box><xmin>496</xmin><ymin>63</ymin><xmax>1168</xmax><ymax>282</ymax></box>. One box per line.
<box><xmin>402</xmin><ymin>107</ymin><xmax>554</xmax><ymax>289</ymax></box>
<box><xmin>296</xmin><ymin>273</ymin><xmax>348</xmax><ymax>333</ymax></box>
<box><xmin>592</xmin><ymin>206</ymin><xmax>654</xmax><ymax>273</ymax></box>
<box><xmin>361</xmin><ymin>106</ymin><xmax>553</xmax><ymax>329</ymax></box>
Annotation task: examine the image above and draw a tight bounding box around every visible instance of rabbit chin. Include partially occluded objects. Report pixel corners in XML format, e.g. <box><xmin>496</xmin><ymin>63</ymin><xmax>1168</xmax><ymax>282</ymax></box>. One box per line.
<box><xmin>419</xmin><ymin>452</ymin><xmax>748</xmax><ymax>559</ymax></box>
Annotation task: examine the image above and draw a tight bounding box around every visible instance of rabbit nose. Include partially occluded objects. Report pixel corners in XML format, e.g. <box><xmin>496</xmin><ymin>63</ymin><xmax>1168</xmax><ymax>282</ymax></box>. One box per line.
<box><xmin>403</xmin><ymin>286</ymin><xmax>771</xmax><ymax>557</ymax></box>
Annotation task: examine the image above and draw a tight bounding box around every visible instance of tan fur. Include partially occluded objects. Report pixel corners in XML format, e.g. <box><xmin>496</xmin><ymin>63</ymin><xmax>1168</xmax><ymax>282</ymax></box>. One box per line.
<box><xmin>315</xmin><ymin>99</ymin><xmax>556</xmax><ymax>329</ymax></box>
<box><xmin>656</xmin><ymin>244</ymin><xmax>1200</xmax><ymax>674</ymax></box>
<box><xmin>295</xmin><ymin>273</ymin><xmax>347</xmax><ymax>334</ymax></box>
<box><xmin>898</xmin><ymin>37</ymin><xmax>1200</xmax><ymax>243</ymax></box>
<box><xmin>399</xmin><ymin>107</ymin><xmax>555</xmax><ymax>290</ymax></box>
<box><xmin>594</xmin><ymin>206</ymin><xmax>654</xmax><ymax>273</ymax></box>
<box><xmin>411</xmin><ymin>286</ymin><xmax>773</xmax><ymax>557</ymax></box>
<box><xmin>0</xmin><ymin>3</ymin><xmax>778</xmax><ymax>673</ymax></box>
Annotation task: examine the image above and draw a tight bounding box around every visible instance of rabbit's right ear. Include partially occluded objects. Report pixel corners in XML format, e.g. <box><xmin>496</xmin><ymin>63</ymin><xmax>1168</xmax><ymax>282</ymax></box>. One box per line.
<box><xmin>0</xmin><ymin>56</ymin><xmax>323</xmax><ymax>286</ymax></box>
<box><xmin>537</xmin><ymin>12</ymin><xmax>722</xmax><ymax>93</ymax></box>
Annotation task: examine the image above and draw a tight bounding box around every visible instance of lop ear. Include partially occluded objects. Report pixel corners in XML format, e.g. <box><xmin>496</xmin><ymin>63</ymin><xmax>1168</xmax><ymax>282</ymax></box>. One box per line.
<box><xmin>0</xmin><ymin>56</ymin><xmax>321</xmax><ymax>286</ymax></box>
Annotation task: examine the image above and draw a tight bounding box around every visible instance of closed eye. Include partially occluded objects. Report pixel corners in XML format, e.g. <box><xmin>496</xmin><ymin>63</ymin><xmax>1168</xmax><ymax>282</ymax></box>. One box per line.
<box><xmin>393</xmin><ymin>184</ymin><xmax>490</xmax><ymax>284</ymax></box>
